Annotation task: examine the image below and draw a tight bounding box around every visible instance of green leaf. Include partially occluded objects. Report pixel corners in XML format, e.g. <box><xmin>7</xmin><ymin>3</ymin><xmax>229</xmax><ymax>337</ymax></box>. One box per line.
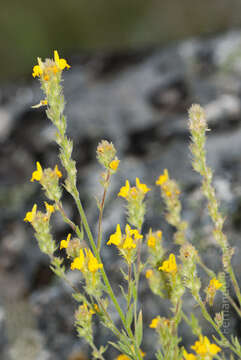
<box><xmin>72</xmin><ymin>292</ymin><xmax>85</xmax><ymax>303</ymax></box>
<box><xmin>126</xmin><ymin>303</ymin><xmax>134</xmax><ymax>329</ymax></box>
<box><xmin>136</xmin><ymin>310</ymin><xmax>143</xmax><ymax>347</ymax></box>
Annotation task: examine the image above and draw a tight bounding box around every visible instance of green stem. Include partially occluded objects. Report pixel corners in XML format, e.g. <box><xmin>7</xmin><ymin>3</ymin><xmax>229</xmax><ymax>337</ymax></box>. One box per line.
<box><xmin>97</xmin><ymin>171</ymin><xmax>110</xmax><ymax>252</ymax></box>
<box><xmin>197</xmin><ymin>297</ymin><xmax>241</xmax><ymax>357</ymax></box>
<box><xmin>198</xmin><ymin>258</ymin><xmax>241</xmax><ymax>318</ymax></box>
<box><xmin>72</xmin><ymin>189</ymin><xmax>142</xmax><ymax>355</ymax></box>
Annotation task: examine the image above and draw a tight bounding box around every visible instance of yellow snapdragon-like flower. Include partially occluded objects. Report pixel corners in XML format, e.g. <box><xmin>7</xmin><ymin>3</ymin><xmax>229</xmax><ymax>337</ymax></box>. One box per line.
<box><xmin>24</xmin><ymin>204</ymin><xmax>37</xmax><ymax>223</ymax></box>
<box><xmin>136</xmin><ymin>177</ymin><xmax>151</xmax><ymax>194</ymax></box>
<box><xmin>118</xmin><ymin>180</ymin><xmax>130</xmax><ymax>198</ymax></box>
<box><xmin>71</xmin><ymin>248</ymin><xmax>103</xmax><ymax>273</ymax></box>
<box><xmin>191</xmin><ymin>336</ymin><xmax>221</xmax><ymax>356</ymax></box>
<box><xmin>149</xmin><ymin>317</ymin><xmax>160</xmax><ymax>329</ymax></box>
<box><xmin>147</xmin><ymin>235</ymin><xmax>156</xmax><ymax>249</ymax></box>
<box><xmin>44</xmin><ymin>202</ymin><xmax>55</xmax><ymax>214</ymax></box>
<box><xmin>107</xmin><ymin>224</ymin><xmax>142</xmax><ymax>255</ymax></box>
<box><xmin>85</xmin><ymin>248</ymin><xmax>103</xmax><ymax>273</ymax></box>
<box><xmin>54</xmin><ymin>50</ymin><xmax>71</xmax><ymax>70</ymax></box>
<box><xmin>31</xmin><ymin>162</ymin><xmax>43</xmax><ymax>182</ymax></box>
<box><xmin>182</xmin><ymin>350</ymin><xmax>197</xmax><ymax>360</ymax></box>
<box><xmin>32</xmin><ymin>65</ymin><xmax>43</xmax><ymax>78</ymax></box>
<box><xmin>159</xmin><ymin>253</ymin><xmax>177</xmax><ymax>274</ymax></box>
<box><xmin>60</xmin><ymin>233</ymin><xmax>71</xmax><ymax>250</ymax></box>
<box><xmin>156</xmin><ymin>169</ymin><xmax>169</xmax><ymax>186</ymax></box>
<box><xmin>109</xmin><ymin>159</ymin><xmax>120</xmax><ymax>171</ymax></box>
<box><xmin>107</xmin><ymin>224</ymin><xmax>122</xmax><ymax>246</ymax></box>
<box><xmin>54</xmin><ymin>164</ymin><xmax>62</xmax><ymax>178</ymax></box>
<box><xmin>209</xmin><ymin>278</ymin><xmax>222</xmax><ymax>291</ymax></box>
<box><xmin>145</xmin><ymin>269</ymin><xmax>153</xmax><ymax>279</ymax></box>
<box><xmin>116</xmin><ymin>355</ymin><xmax>131</xmax><ymax>360</ymax></box>
<box><xmin>123</xmin><ymin>235</ymin><xmax>136</xmax><ymax>249</ymax></box>
<box><xmin>71</xmin><ymin>249</ymin><xmax>85</xmax><ymax>271</ymax></box>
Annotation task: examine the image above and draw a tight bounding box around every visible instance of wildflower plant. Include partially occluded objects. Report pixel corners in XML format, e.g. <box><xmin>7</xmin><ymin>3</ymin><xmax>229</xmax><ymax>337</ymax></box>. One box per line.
<box><xmin>24</xmin><ymin>51</ymin><xmax>241</xmax><ymax>360</ymax></box>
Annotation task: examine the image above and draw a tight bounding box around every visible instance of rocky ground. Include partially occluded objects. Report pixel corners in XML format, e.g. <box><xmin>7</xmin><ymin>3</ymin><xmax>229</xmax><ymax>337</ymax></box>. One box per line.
<box><xmin>1</xmin><ymin>30</ymin><xmax>241</xmax><ymax>359</ymax></box>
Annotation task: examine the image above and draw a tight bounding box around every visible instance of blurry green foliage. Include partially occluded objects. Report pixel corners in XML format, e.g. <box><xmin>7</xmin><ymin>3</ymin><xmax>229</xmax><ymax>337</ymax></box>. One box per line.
<box><xmin>0</xmin><ymin>0</ymin><xmax>240</xmax><ymax>80</ymax></box>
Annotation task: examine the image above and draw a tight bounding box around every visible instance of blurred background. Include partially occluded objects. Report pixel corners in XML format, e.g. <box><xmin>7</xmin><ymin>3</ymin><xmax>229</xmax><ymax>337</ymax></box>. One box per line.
<box><xmin>2</xmin><ymin>1</ymin><xmax>241</xmax><ymax>359</ymax></box>
<box><xmin>1</xmin><ymin>0</ymin><xmax>241</xmax><ymax>80</ymax></box>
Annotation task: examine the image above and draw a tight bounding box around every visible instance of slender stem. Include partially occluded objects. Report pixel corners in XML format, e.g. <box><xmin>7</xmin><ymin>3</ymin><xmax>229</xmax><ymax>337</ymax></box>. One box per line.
<box><xmin>127</xmin><ymin>263</ymin><xmax>132</xmax><ymax>311</ymax></box>
<box><xmin>228</xmin><ymin>265</ymin><xmax>241</xmax><ymax>309</ymax></box>
<box><xmin>97</xmin><ymin>170</ymin><xmax>111</xmax><ymax>252</ymax></box>
<box><xmin>197</xmin><ymin>297</ymin><xmax>241</xmax><ymax>357</ymax></box>
<box><xmin>55</xmin><ymin>201</ymin><xmax>78</xmax><ymax>232</ymax></box>
<box><xmin>72</xmin><ymin>189</ymin><xmax>139</xmax><ymax>345</ymax></box>
<box><xmin>198</xmin><ymin>258</ymin><xmax>241</xmax><ymax>318</ymax></box>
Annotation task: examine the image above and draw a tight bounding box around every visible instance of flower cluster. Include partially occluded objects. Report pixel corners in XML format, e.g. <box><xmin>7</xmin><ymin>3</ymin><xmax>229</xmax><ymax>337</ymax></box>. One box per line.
<box><xmin>31</xmin><ymin>161</ymin><xmax>62</xmax><ymax>201</ymax></box>
<box><xmin>32</xmin><ymin>50</ymin><xmax>70</xmax><ymax>81</ymax></box>
<box><xmin>159</xmin><ymin>253</ymin><xmax>177</xmax><ymax>274</ymax></box>
<box><xmin>205</xmin><ymin>278</ymin><xmax>222</xmax><ymax>306</ymax></box>
<box><xmin>118</xmin><ymin>178</ymin><xmax>150</xmax><ymax>228</ymax></box>
<box><xmin>183</xmin><ymin>335</ymin><xmax>221</xmax><ymax>359</ymax></box>
<box><xmin>107</xmin><ymin>224</ymin><xmax>142</xmax><ymax>263</ymax></box>
<box><xmin>96</xmin><ymin>140</ymin><xmax>120</xmax><ymax>173</ymax></box>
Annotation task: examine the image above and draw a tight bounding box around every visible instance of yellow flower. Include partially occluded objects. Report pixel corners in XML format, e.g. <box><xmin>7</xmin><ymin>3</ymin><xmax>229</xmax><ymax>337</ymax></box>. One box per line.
<box><xmin>44</xmin><ymin>202</ymin><xmax>55</xmax><ymax>214</ymax></box>
<box><xmin>107</xmin><ymin>224</ymin><xmax>122</xmax><ymax>246</ymax></box>
<box><xmin>31</xmin><ymin>162</ymin><xmax>43</xmax><ymax>182</ymax></box>
<box><xmin>60</xmin><ymin>233</ymin><xmax>71</xmax><ymax>250</ymax></box>
<box><xmin>32</xmin><ymin>65</ymin><xmax>43</xmax><ymax>78</ymax></box>
<box><xmin>71</xmin><ymin>249</ymin><xmax>85</xmax><ymax>271</ymax></box>
<box><xmin>191</xmin><ymin>336</ymin><xmax>221</xmax><ymax>356</ymax></box>
<box><xmin>156</xmin><ymin>169</ymin><xmax>169</xmax><ymax>186</ymax></box>
<box><xmin>24</xmin><ymin>204</ymin><xmax>37</xmax><ymax>223</ymax></box>
<box><xmin>147</xmin><ymin>235</ymin><xmax>156</xmax><ymax>249</ymax></box>
<box><xmin>85</xmin><ymin>248</ymin><xmax>103</xmax><ymax>273</ymax></box>
<box><xmin>118</xmin><ymin>180</ymin><xmax>130</xmax><ymax>198</ymax></box>
<box><xmin>116</xmin><ymin>355</ymin><xmax>130</xmax><ymax>360</ymax></box>
<box><xmin>149</xmin><ymin>317</ymin><xmax>160</xmax><ymax>329</ymax></box>
<box><xmin>109</xmin><ymin>159</ymin><xmax>120</xmax><ymax>171</ymax></box>
<box><xmin>123</xmin><ymin>235</ymin><xmax>136</xmax><ymax>249</ymax></box>
<box><xmin>54</xmin><ymin>164</ymin><xmax>62</xmax><ymax>178</ymax></box>
<box><xmin>182</xmin><ymin>350</ymin><xmax>197</xmax><ymax>360</ymax></box>
<box><xmin>145</xmin><ymin>269</ymin><xmax>153</xmax><ymax>279</ymax></box>
<box><xmin>159</xmin><ymin>253</ymin><xmax>177</xmax><ymax>274</ymax></box>
<box><xmin>209</xmin><ymin>278</ymin><xmax>222</xmax><ymax>291</ymax></box>
<box><xmin>54</xmin><ymin>50</ymin><xmax>71</xmax><ymax>70</ymax></box>
<box><xmin>136</xmin><ymin>177</ymin><xmax>151</xmax><ymax>194</ymax></box>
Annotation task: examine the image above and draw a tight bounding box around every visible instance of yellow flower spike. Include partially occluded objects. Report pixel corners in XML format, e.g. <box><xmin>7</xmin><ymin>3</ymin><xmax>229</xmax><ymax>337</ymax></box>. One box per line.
<box><xmin>156</xmin><ymin>169</ymin><xmax>169</xmax><ymax>186</ymax></box>
<box><xmin>71</xmin><ymin>249</ymin><xmax>85</xmax><ymax>271</ymax></box>
<box><xmin>60</xmin><ymin>233</ymin><xmax>71</xmax><ymax>250</ymax></box>
<box><xmin>182</xmin><ymin>350</ymin><xmax>197</xmax><ymax>360</ymax></box>
<box><xmin>159</xmin><ymin>253</ymin><xmax>177</xmax><ymax>274</ymax></box>
<box><xmin>145</xmin><ymin>269</ymin><xmax>153</xmax><ymax>279</ymax></box>
<box><xmin>109</xmin><ymin>159</ymin><xmax>120</xmax><ymax>171</ymax></box>
<box><xmin>135</xmin><ymin>177</ymin><xmax>151</xmax><ymax>194</ymax></box>
<box><xmin>149</xmin><ymin>317</ymin><xmax>160</xmax><ymax>329</ymax></box>
<box><xmin>54</xmin><ymin>164</ymin><xmax>62</xmax><ymax>178</ymax></box>
<box><xmin>85</xmin><ymin>248</ymin><xmax>103</xmax><ymax>273</ymax></box>
<box><xmin>107</xmin><ymin>224</ymin><xmax>122</xmax><ymax>246</ymax></box>
<box><xmin>118</xmin><ymin>180</ymin><xmax>130</xmax><ymax>198</ymax></box>
<box><xmin>24</xmin><ymin>204</ymin><xmax>37</xmax><ymax>223</ymax></box>
<box><xmin>31</xmin><ymin>161</ymin><xmax>43</xmax><ymax>182</ymax></box>
<box><xmin>54</xmin><ymin>50</ymin><xmax>71</xmax><ymax>70</ymax></box>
